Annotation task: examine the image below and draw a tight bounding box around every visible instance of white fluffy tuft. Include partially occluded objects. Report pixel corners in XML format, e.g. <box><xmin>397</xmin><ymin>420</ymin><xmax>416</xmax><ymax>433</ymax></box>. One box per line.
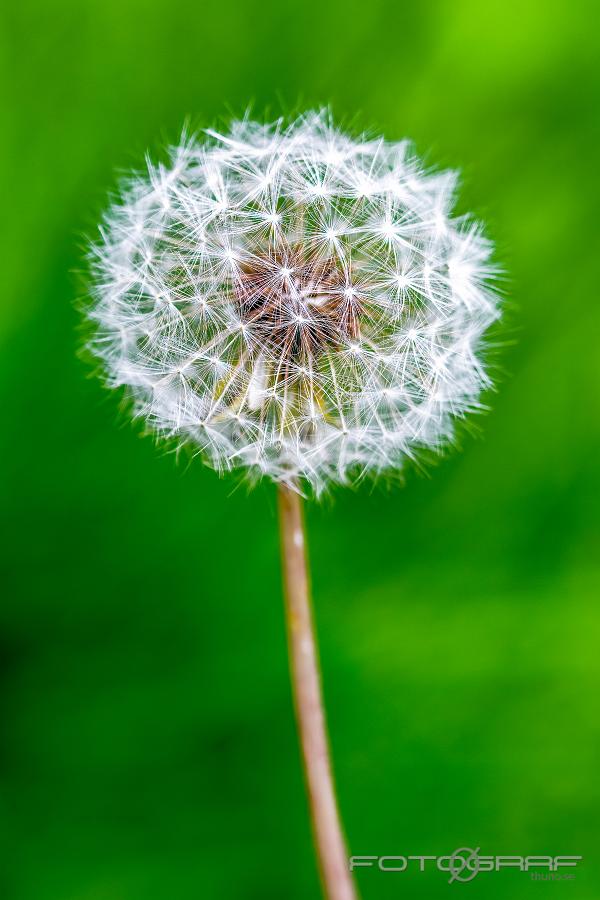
<box><xmin>88</xmin><ymin>111</ymin><xmax>501</xmax><ymax>493</ymax></box>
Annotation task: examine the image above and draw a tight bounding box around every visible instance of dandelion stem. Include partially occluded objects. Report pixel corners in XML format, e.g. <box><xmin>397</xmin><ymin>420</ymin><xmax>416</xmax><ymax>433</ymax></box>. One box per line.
<box><xmin>277</xmin><ymin>483</ymin><xmax>357</xmax><ymax>900</ymax></box>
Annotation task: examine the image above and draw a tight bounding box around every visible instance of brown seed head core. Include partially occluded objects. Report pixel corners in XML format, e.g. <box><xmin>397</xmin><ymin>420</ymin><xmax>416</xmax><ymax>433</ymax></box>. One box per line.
<box><xmin>236</xmin><ymin>246</ymin><xmax>362</xmax><ymax>369</ymax></box>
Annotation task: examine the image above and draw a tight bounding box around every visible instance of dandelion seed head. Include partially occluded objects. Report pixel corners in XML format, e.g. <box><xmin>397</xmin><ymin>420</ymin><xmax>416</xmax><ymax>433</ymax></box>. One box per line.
<box><xmin>88</xmin><ymin>110</ymin><xmax>501</xmax><ymax>493</ymax></box>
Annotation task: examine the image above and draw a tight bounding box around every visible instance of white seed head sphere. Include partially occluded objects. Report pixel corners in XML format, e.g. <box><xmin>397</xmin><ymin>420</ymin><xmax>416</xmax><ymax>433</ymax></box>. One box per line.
<box><xmin>88</xmin><ymin>111</ymin><xmax>500</xmax><ymax>493</ymax></box>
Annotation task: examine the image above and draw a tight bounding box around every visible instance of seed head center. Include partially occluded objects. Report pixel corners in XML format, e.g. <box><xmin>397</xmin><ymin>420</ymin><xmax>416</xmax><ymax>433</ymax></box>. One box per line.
<box><xmin>236</xmin><ymin>247</ymin><xmax>361</xmax><ymax>366</ymax></box>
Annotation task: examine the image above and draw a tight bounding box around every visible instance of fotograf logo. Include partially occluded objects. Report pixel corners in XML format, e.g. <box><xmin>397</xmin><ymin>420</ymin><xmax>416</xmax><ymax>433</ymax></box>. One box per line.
<box><xmin>349</xmin><ymin>850</ymin><xmax>582</xmax><ymax>884</ymax></box>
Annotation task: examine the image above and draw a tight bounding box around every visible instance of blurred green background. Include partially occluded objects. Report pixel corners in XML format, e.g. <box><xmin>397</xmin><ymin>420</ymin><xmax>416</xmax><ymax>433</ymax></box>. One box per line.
<box><xmin>1</xmin><ymin>0</ymin><xmax>599</xmax><ymax>897</ymax></box>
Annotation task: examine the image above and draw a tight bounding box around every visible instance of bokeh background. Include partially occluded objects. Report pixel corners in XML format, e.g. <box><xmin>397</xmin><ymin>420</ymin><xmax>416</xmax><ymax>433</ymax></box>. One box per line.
<box><xmin>1</xmin><ymin>0</ymin><xmax>599</xmax><ymax>897</ymax></box>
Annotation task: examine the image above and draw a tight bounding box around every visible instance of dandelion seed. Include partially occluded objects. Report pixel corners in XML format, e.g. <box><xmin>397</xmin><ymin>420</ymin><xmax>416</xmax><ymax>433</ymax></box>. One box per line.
<box><xmin>88</xmin><ymin>111</ymin><xmax>500</xmax><ymax>494</ymax></box>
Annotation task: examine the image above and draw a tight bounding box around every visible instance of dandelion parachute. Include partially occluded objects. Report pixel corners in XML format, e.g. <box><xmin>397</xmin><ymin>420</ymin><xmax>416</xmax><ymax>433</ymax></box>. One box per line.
<box><xmin>88</xmin><ymin>111</ymin><xmax>500</xmax><ymax>492</ymax></box>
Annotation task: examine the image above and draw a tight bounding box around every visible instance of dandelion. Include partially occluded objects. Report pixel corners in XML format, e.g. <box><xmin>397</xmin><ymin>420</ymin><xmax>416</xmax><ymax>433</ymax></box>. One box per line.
<box><xmin>86</xmin><ymin>111</ymin><xmax>501</xmax><ymax>900</ymax></box>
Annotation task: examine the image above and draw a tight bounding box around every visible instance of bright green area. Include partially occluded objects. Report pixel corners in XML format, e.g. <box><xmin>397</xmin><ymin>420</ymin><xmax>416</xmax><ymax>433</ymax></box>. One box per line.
<box><xmin>1</xmin><ymin>1</ymin><xmax>599</xmax><ymax>897</ymax></box>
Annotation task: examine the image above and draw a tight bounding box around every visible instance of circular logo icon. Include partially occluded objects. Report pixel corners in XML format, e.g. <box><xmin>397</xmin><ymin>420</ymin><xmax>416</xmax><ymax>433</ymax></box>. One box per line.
<box><xmin>447</xmin><ymin>847</ymin><xmax>481</xmax><ymax>884</ymax></box>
